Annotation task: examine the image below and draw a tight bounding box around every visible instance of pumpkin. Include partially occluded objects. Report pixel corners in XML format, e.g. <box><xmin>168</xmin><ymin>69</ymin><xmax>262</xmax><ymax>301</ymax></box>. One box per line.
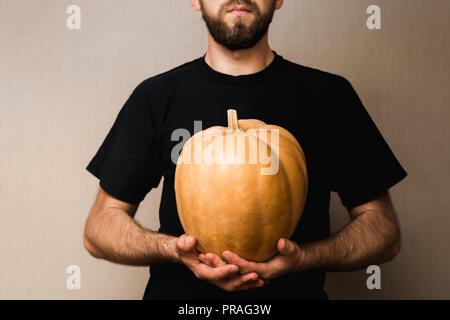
<box><xmin>174</xmin><ymin>109</ymin><xmax>308</xmax><ymax>262</ymax></box>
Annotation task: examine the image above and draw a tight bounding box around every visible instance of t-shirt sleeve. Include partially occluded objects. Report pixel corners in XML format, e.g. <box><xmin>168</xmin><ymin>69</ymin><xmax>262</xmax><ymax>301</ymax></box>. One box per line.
<box><xmin>86</xmin><ymin>84</ymin><xmax>162</xmax><ymax>204</ymax></box>
<box><xmin>328</xmin><ymin>77</ymin><xmax>408</xmax><ymax>210</ymax></box>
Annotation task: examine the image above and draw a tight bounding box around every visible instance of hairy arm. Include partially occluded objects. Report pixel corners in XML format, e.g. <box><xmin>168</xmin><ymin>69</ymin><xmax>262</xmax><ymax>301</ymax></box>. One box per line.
<box><xmin>221</xmin><ymin>191</ymin><xmax>401</xmax><ymax>279</ymax></box>
<box><xmin>296</xmin><ymin>191</ymin><xmax>401</xmax><ymax>272</ymax></box>
<box><xmin>83</xmin><ymin>187</ymin><xmax>263</xmax><ymax>291</ymax></box>
<box><xmin>83</xmin><ymin>187</ymin><xmax>179</xmax><ymax>266</ymax></box>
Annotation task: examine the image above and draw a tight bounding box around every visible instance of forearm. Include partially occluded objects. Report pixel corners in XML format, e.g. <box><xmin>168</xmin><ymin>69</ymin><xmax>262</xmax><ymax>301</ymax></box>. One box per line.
<box><xmin>84</xmin><ymin>208</ymin><xmax>180</xmax><ymax>266</ymax></box>
<box><xmin>296</xmin><ymin>210</ymin><xmax>401</xmax><ymax>272</ymax></box>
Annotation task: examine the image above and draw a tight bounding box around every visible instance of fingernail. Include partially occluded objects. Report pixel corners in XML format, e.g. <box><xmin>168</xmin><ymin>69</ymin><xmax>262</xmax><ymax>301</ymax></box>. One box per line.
<box><xmin>230</xmin><ymin>266</ymin><xmax>238</xmax><ymax>273</ymax></box>
<box><xmin>186</xmin><ymin>237</ymin><xmax>193</xmax><ymax>246</ymax></box>
<box><xmin>222</xmin><ymin>252</ymin><xmax>230</xmax><ymax>259</ymax></box>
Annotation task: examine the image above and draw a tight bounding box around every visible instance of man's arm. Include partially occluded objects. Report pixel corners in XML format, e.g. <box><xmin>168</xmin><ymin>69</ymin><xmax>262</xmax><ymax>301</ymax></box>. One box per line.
<box><xmin>84</xmin><ymin>187</ymin><xmax>265</xmax><ymax>291</ymax></box>
<box><xmin>297</xmin><ymin>190</ymin><xmax>401</xmax><ymax>272</ymax></box>
<box><xmin>83</xmin><ymin>187</ymin><xmax>179</xmax><ymax>266</ymax></box>
<box><xmin>222</xmin><ymin>190</ymin><xmax>401</xmax><ymax>278</ymax></box>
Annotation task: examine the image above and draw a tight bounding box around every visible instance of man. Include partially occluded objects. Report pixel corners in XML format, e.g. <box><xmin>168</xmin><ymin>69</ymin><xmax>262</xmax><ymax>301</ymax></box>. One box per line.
<box><xmin>84</xmin><ymin>0</ymin><xmax>408</xmax><ymax>299</ymax></box>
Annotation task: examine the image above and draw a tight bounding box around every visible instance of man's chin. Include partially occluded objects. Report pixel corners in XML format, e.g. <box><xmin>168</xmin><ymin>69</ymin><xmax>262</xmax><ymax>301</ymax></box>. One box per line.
<box><xmin>223</xmin><ymin>14</ymin><xmax>255</xmax><ymax>26</ymax></box>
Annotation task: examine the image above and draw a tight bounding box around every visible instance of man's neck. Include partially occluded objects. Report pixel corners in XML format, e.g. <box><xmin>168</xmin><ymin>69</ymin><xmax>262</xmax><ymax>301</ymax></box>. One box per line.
<box><xmin>204</xmin><ymin>33</ymin><xmax>275</xmax><ymax>77</ymax></box>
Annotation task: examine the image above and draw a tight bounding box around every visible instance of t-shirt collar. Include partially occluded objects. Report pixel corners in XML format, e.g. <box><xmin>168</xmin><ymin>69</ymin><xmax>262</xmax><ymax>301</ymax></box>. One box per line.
<box><xmin>198</xmin><ymin>50</ymin><xmax>283</xmax><ymax>85</ymax></box>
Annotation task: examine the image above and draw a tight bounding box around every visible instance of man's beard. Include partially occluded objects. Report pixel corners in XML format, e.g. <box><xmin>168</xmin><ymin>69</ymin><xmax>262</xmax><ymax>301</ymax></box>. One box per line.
<box><xmin>200</xmin><ymin>0</ymin><xmax>276</xmax><ymax>51</ymax></box>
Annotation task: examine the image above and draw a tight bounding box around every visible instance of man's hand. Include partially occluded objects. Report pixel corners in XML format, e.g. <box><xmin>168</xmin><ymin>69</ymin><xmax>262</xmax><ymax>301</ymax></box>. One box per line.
<box><xmin>175</xmin><ymin>234</ymin><xmax>265</xmax><ymax>292</ymax></box>
<box><xmin>222</xmin><ymin>238</ymin><xmax>302</xmax><ymax>280</ymax></box>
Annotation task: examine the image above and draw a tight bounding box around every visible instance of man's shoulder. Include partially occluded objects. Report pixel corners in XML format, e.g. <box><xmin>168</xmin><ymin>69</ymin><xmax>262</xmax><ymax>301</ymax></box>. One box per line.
<box><xmin>133</xmin><ymin>57</ymin><xmax>202</xmax><ymax>95</ymax></box>
<box><xmin>282</xmin><ymin>56</ymin><xmax>351</xmax><ymax>88</ymax></box>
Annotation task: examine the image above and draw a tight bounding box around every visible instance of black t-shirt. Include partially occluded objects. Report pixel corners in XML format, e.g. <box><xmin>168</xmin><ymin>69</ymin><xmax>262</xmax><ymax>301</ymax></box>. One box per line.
<box><xmin>86</xmin><ymin>51</ymin><xmax>407</xmax><ymax>300</ymax></box>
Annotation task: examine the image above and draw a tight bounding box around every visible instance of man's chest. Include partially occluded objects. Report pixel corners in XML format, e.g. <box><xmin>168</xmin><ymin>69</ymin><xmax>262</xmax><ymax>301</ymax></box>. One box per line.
<box><xmin>155</xmin><ymin>89</ymin><xmax>330</xmax><ymax>187</ymax></box>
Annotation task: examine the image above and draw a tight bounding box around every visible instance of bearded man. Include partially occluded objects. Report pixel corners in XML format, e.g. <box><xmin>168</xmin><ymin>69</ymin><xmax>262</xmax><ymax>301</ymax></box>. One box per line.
<box><xmin>84</xmin><ymin>0</ymin><xmax>408</xmax><ymax>299</ymax></box>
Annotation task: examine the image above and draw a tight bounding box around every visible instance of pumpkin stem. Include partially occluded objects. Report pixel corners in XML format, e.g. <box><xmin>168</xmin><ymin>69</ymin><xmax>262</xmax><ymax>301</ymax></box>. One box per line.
<box><xmin>227</xmin><ymin>109</ymin><xmax>240</xmax><ymax>132</ymax></box>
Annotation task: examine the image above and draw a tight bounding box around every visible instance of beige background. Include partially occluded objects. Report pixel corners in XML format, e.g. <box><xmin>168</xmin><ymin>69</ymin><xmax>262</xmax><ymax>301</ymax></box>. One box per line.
<box><xmin>0</xmin><ymin>0</ymin><xmax>449</xmax><ymax>299</ymax></box>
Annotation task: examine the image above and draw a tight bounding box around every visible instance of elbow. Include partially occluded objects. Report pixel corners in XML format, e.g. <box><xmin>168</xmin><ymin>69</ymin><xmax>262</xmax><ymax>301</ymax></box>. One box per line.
<box><xmin>384</xmin><ymin>226</ymin><xmax>401</xmax><ymax>262</ymax></box>
<box><xmin>391</xmin><ymin>233</ymin><xmax>401</xmax><ymax>260</ymax></box>
<box><xmin>83</xmin><ymin>228</ymin><xmax>103</xmax><ymax>259</ymax></box>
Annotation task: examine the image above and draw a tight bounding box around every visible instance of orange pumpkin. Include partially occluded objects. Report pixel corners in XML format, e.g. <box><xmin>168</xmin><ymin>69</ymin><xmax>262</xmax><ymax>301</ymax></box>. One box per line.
<box><xmin>174</xmin><ymin>109</ymin><xmax>308</xmax><ymax>262</ymax></box>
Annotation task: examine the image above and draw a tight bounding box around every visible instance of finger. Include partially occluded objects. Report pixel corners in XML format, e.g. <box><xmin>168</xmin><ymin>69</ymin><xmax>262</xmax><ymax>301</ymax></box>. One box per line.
<box><xmin>198</xmin><ymin>253</ymin><xmax>212</xmax><ymax>266</ymax></box>
<box><xmin>225</xmin><ymin>275</ymin><xmax>264</xmax><ymax>292</ymax></box>
<box><xmin>195</xmin><ymin>263</ymin><xmax>239</xmax><ymax>282</ymax></box>
<box><xmin>222</xmin><ymin>251</ymin><xmax>255</xmax><ymax>274</ymax></box>
<box><xmin>220</xmin><ymin>273</ymin><xmax>257</xmax><ymax>290</ymax></box>
<box><xmin>240</xmin><ymin>272</ymin><xmax>260</xmax><ymax>283</ymax></box>
<box><xmin>176</xmin><ymin>235</ymin><xmax>186</xmax><ymax>252</ymax></box>
<box><xmin>177</xmin><ymin>235</ymin><xmax>197</xmax><ymax>255</ymax></box>
<box><xmin>185</xmin><ymin>236</ymin><xmax>196</xmax><ymax>249</ymax></box>
<box><xmin>277</xmin><ymin>238</ymin><xmax>296</xmax><ymax>256</ymax></box>
<box><xmin>206</xmin><ymin>253</ymin><xmax>227</xmax><ymax>267</ymax></box>
<box><xmin>236</xmin><ymin>279</ymin><xmax>265</xmax><ymax>291</ymax></box>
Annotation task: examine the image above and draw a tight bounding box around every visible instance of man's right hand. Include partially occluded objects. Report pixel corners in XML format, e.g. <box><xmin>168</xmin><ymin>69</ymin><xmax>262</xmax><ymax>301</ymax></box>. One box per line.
<box><xmin>174</xmin><ymin>234</ymin><xmax>265</xmax><ymax>292</ymax></box>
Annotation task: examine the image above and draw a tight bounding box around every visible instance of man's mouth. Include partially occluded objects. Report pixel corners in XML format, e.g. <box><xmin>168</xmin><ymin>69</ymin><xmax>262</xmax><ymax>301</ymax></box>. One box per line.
<box><xmin>228</xmin><ymin>5</ymin><xmax>251</xmax><ymax>15</ymax></box>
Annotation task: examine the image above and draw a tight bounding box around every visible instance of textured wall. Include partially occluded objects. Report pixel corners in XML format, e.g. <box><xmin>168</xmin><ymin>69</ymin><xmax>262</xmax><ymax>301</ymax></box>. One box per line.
<box><xmin>0</xmin><ymin>0</ymin><xmax>448</xmax><ymax>299</ymax></box>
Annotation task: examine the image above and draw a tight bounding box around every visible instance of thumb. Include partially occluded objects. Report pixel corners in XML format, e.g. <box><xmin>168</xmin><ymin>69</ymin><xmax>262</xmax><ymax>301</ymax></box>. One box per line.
<box><xmin>277</xmin><ymin>238</ymin><xmax>296</xmax><ymax>256</ymax></box>
<box><xmin>176</xmin><ymin>235</ymin><xmax>197</xmax><ymax>255</ymax></box>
